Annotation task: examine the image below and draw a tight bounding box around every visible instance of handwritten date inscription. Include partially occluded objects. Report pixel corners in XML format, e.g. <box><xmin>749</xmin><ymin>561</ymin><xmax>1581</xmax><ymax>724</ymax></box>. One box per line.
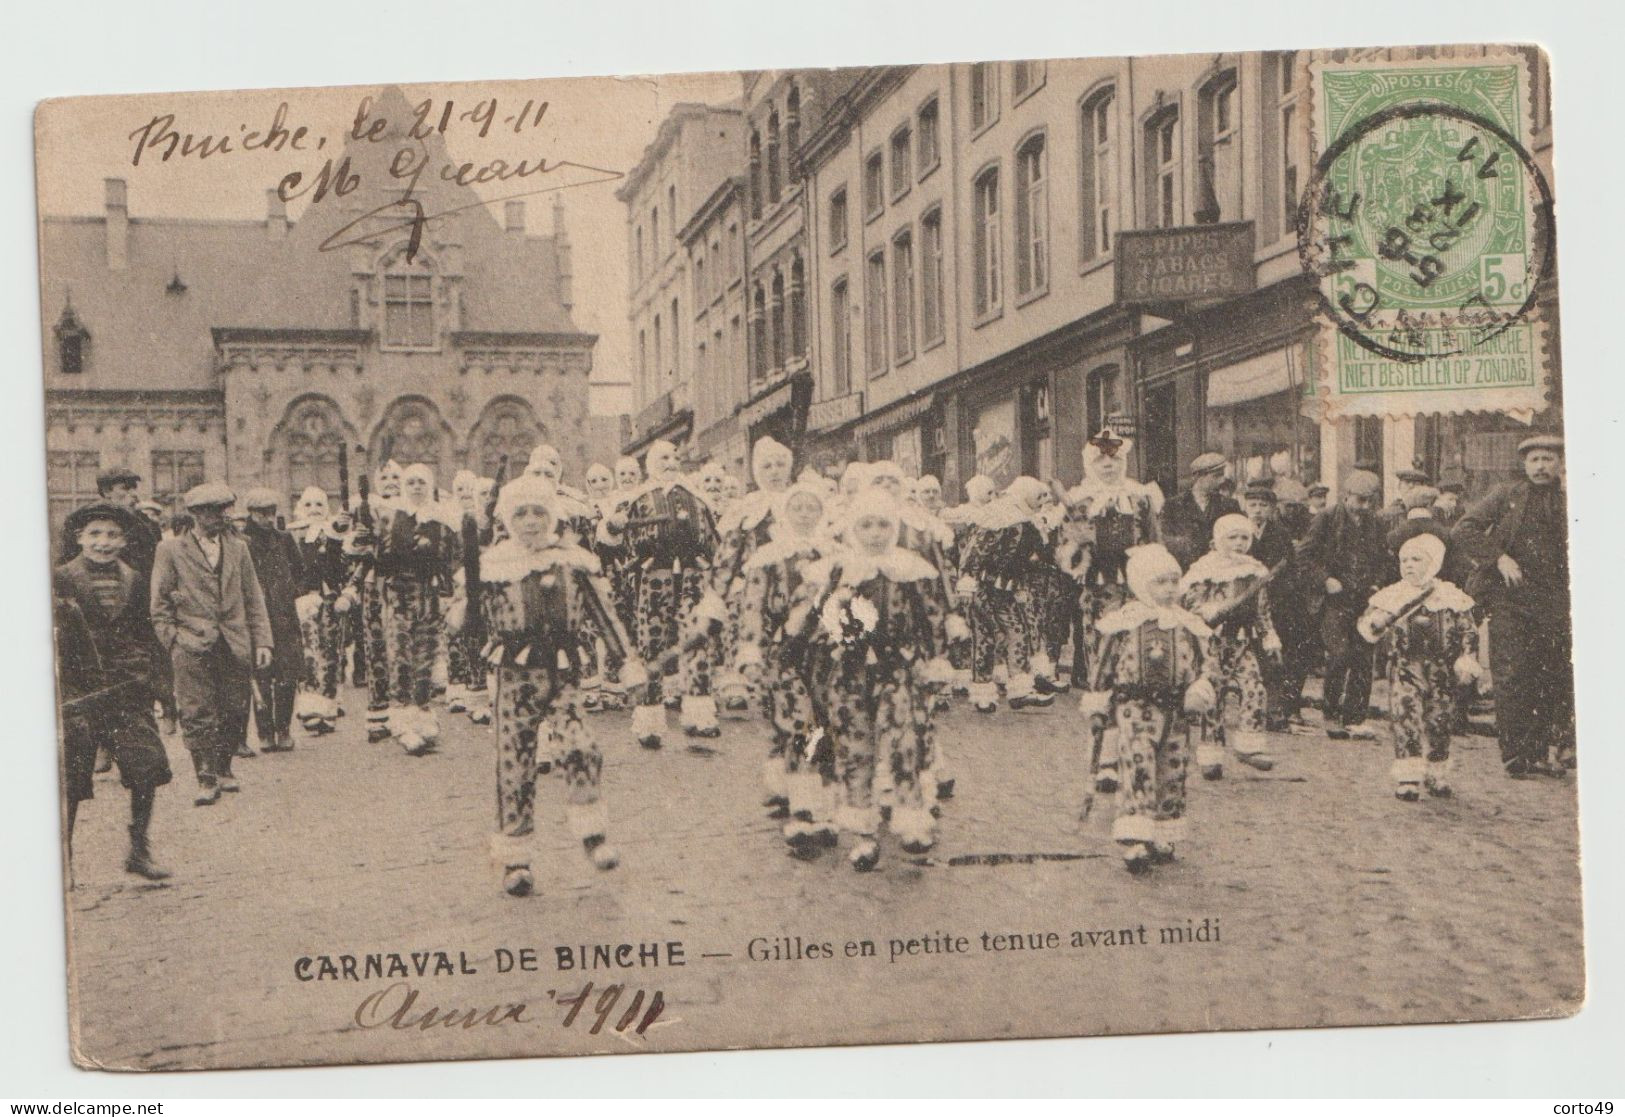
<box><xmin>353</xmin><ymin>981</ymin><xmax>665</xmax><ymax>1038</ymax></box>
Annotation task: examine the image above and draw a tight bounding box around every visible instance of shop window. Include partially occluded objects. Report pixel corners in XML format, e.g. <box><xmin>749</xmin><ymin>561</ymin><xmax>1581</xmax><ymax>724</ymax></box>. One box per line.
<box><xmin>829</xmin><ymin>186</ymin><xmax>848</xmax><ymax>253</ymax></box>
<box><xmin>973</xmin><ymin>166</ymin><xmax>1002</xmax><ymax>320</ymax></box>
<box><xmin>892</xmin><ymin>228</ymin><xmax>915</xmax><ymax>363</ymax></box>
<box><xmin>920</xmin><ymin>206</ymin><xmax>945</xmax><ymax>346</ymax></box>
<box><xmin>865</xmin><ymin>249</ymin><xmax>889</xmax><ymax>375</ymax></box>
<box><xmin>1086</xmin><ymin>364</ymin><xmax>1124</xmax><ymax>437</ymax></box>
<box><xmin>1145</xmin><ymin>107</ymin><xmax>1182</xmax><ymax>229</ymax></box>
<box><xmin>1015</xmin><ymin>132</ymin><xmax>1048</xmax><ymax>297</ymax></box>
<box><xmin>1079</xmin><ymin>87</ymin><xmax>1116</xmax><ymax>263</ymax></box>
<box><xmin>1355</xmin><ymin>415</ymin><xmax>1383</xmax><ymax>473</ymax></box>
<box><xmin>830</xmin><ymin>277</ymin><xmax>851</xmax><ymax>396</ymax></box>
<box><xmin>152</xmin><ymin>450</ymin><xmax>207</xmax><ymax>509</ymax></box>
<box><xmin>971</xmin><ymin>63</ymin><xmax>999</xmax><ymax>133</ymax></box>
<box><xmin>890</xmin><ymin>125</ymin><xmax>912</xmax><ymax>200</ymax></box>
<box><xmin>1196</xmin><ymin>70</ymin><xmax>1241</xmax><ymax>224</ymax></box>
<box><xmin>917</xmin><ymin>97</ymin><xmax>941</xmax><ymax>177</ymax></box>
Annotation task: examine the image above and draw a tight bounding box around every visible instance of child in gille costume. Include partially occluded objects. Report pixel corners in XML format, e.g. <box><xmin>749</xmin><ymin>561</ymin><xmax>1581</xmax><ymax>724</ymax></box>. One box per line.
<box><xmin>1080</xmin><ymin>544</ymin><xmax>1218</xmax><ymax>875</ymax></box>
<box><xmin>456</xmin><ymin>474</ymin><xmax>644</xmax><ymax>897</ymax></box>
<box><xmin>786</xmin><ymin>488</ymin><xmax>954</xmax><ymax>871</ymax></box>
<box><xmin>1357</xmin><ymin>532</ymin><xmax>1482</xmax><ymax>801</ymax></box>
<box><xmin>736</xmin><ymin>480</ymin><xmax>840</xmax><ymax>853</ymax></box>
<box><xmin>1178</xmin><ymin>513</ymin><xmax>1281</xmax><ymax>779</ymax></box>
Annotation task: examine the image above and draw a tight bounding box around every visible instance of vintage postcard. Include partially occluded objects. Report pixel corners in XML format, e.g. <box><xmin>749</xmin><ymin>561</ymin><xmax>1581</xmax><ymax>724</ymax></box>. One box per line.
<box><xmin>37</xmin><ymin>43</ymin><xmax>1579</xmax><ymax>1073</ymax></box>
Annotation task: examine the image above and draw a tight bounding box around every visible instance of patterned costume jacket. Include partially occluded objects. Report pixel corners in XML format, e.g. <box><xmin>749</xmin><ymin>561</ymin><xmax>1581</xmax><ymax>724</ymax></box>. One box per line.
<box><xmin>477</xmin><ymin>542</ymin><xmax>634</xmax><ymax>678</ymax></box>
<box><xmin>1358</xmin><ymin>579</ymin><xmax>1479</xmax><ymax>779</ymax></box>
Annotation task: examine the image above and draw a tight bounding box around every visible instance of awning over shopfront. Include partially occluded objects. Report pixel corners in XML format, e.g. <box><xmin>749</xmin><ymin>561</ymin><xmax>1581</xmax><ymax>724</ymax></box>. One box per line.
<box><xmin>855</xmin><ymin>391</ymin><xmax>935</xmax><ymax>441</ymax></box>
<box><xmin>1205</xmin><ymin>343</ymin><xmax>1308</xmax><ymax>408</ymax></box>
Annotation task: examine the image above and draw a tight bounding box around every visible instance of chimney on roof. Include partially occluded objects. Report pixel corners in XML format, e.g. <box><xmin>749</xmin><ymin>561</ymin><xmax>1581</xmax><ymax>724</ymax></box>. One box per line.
<box><xmin>504</xmin><ymin>200</ymin><xmax>526</xmax><ymax>233</ymax></box>
<box><xmin>104</xmin><ymin>178</ymin><xmax>128</xmax><ymax>271</ymax></box>
<box><xmin>553</xmin><ymin>197</ymin><xmax>573</xmax><ymax>313</ymax></box>
<box><xmin>266</xmin><ymin>189</ymin><xmax>288</xmax><ymax>239</ymax></box>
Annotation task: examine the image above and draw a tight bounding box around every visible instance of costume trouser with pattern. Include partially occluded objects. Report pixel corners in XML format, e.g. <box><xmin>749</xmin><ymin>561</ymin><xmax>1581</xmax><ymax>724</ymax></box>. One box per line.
<box><xmin>1110</xmin><ymin>698</ymin><xmax>1189</xmax><ymax>849</ymax></box>
<box><xmin>299</xmin><ymin>598</ymin><xmax>341</xmax><ymax>699</ymax></box>
<box><xmin>1198</xmin><ymin>636</ymin><xmax>1271</xmax><ymax>769</ymax></box>
<box><xmin>633</xmin><ymin>567</ymin><xmax>712</xmax><ymax>705</ymax></box>
<box><xmin>1387</xmin><ymin>654</ymin><xmax>1458</xmax><ymax>787</ymax></box>
<box><xmin>969</xmin><ymin>587</ymin><xmax>1027</xmax><ymax>681</ymax></box>
<box><xmin>491</xmin><ymin>663</ymin><xmax>607</xmax><ymax>866</ymax></box>
<box><xmin>385</xmin><ymin>576</ymin><xmax>441</xmax><ymax>710</ymax></box>
<box><xmin>1081</xmin><ymin>582</ymin><xmax>1130</xmax><ymax>781</ymax></box>
<box><xmin>763</xmin><ymin>655</ymin><xmax>837</xmax><ymax>818</ymax></box>
<box><xmin>1020</xmin><ymin>568</ymin><xmax>1073</xmax><ymax>678</ymax></box>
<box><xmin>819</xmin><ymin>659</ymin><xmax>933</xmax><ymax>844</ymax></box>
<box><xmin>361</xmin><ymin>579</ymin><xmax>392</xmax><ymax>711</ymax></box>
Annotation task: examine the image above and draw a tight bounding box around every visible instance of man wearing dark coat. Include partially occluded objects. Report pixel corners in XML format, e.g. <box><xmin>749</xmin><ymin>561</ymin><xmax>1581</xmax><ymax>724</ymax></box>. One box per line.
<box><xmin>55</xmin><ymin>502</ymin><xmax>173</xmax><ymax>880</ymax></box>
<box><xmin>1160</xmin><ymin>452</ymin><xmax>1241</xmax><ymax>569</ymax></box>
<box><xmin>1453</xmin><ymin>434</ymin><xmax>1574</xmax><ymax>777</ymax></box>
<box><xmin>150</xmin><ymin>483</ymin><xmax>274</xmax><ymax>805</ymax></box>
<box><xmin>1298</xmin><ymin>469</ymin><xmax>1389</xmax><ymax>738</ymax></box>
<box><xmin>241</xmin><ymin>489</ymin><xmax>306</xmax><ymax>754</ymax></box>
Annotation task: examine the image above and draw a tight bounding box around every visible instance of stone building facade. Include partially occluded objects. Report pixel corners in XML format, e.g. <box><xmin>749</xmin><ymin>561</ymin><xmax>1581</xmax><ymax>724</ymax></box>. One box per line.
<box><xmin>40</xmin><ymin>86</ymin><xmax>596</xmax><ymax>543</ymax></box>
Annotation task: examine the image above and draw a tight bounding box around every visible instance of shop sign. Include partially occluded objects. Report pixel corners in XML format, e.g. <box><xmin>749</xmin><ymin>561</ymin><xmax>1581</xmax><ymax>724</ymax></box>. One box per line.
<box><xmin>807</xmin><ymin>391</ymin><xmax>864</xmax><ymax>432</ymax></box>
<box><xmin>1116</xmin><ymin>221</ymin><xmax>1256</xmax><ymax>305</ymax></box>
<box><xmin>1105</xmin><ymin>411</ymin><xmax>1138</xmax><ymax>438</ymax></box>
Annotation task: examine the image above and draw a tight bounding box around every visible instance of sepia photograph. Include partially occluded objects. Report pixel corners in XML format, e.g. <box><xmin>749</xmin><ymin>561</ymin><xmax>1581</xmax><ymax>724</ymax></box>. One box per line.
<box><xmin>24</xmin><ymin>22</ymin><xmax>1596</xmax><ymax>1089</ymax></box>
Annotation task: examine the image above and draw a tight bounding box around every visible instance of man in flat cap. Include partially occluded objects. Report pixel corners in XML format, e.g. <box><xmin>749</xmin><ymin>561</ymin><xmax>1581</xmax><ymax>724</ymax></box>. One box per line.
<box><xmin>150</xmin><ymin>483</ymin><xmax>273</xmax><ymax>805</ymax></box>
<box><xmin>1454</xmin><ymin>433</ymin><xmax>1574</xmax><ymax>777</ymax></box>
<box><xmin>240</xmin><ymin>489</ymin><xmax>305</xmax><ymax>754</ymax></box>
<box><xmin>54</xmin><ymin>501</ymin><xmax>173</xmax><ymax>880</ymax></box>
<box><xmin>1299</xmin><ymin>469</ymin><xmax>1389</xmax><ymax>738</ymax></box>
<box><xmin>1433</xmin><ymin>473</ymin><xmax>1466</xmax><ymax>529</ymax></box>
<box><xmin>1161</xmin><ymin>452</ymin><xmax>1240</xmax><ymax>569</ymax></box>
<box><xmin>1305</xmin><ymin>482</ymin><xmax>1329</xmax><ymax>517</ymax></box>
<box><xmin>1380</xmin><ymin>461</ymin><xmax>1432</xmax><ymax>533</ymax></box>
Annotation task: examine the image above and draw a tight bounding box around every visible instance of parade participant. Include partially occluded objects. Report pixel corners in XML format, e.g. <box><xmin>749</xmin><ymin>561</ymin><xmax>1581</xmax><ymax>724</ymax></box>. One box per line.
<box><xmin>444</xmin><ymin>471</ymin><xmax>482</xmax><ymax>717</ymax></box>
<box><xmin>737</xmin><ymin>481</ymin><xmax>839</xmax><ymax>850</ymax></box>
<box><xmin>460</xmin><ymin>473</ymin><xmax>641</xmax><ymax>897</ymax></box>
<box><xmin>1180</xmin><ymin>514</ymin><xmax>1281</xmax><ymax>777</ymax></box>
<box><xmin>584</xmin><ymin>463</ymin><xmax>615</xmax><ymax>503</ymax></box>
<box><xmin>915</xmin><ymin>474</ymin><xmax>945</xmax><ymax>515</ymax></box>
<box><xmin>376</xmin><ymin>463</ymin><xmax>460</xmax><ymax>755</ymax></box>
<box><xmin>342</xmin><ymin>459</ymin><xmax>402</xmax><ymax>742</ymax></box>
<box><xmin>463</xmin><ymin>476</ymin><xmax>499</xmax><ymax>725</ymax></box>
<box><xmin>1058</xmin><ymin>429</ymin><xmax>1164</xmax><ymax>687</ymax></box>
<box><xmin>786</xmin><ymin>487</ymin><xmax>953</xmax><ymax>869</ymax></box>
<box><xmin>1386</xmin><ymin>486</ymin><xmax>1468</xmax><ymax>584</ymax></box>
<box><xmin>150</xmin><ymin>483</ymin><xmax>273</xmax><ymax>805</ymax></box>
<box><xmin>826</xmin><ymin>460</ymin><xmax>871</xmax><ymax>539</ymax></box>
<box><xmin>956</xmin><ymin>477</ymin><xmax>1058</xmax><ymax>713</ymax></box>
<box><xmin>1454</xmin><ymin>434</ymin><xmax>1574</xmax><ymax>777</ymax></box>
<box><xmin>524</xmin><ymin>444</ymin><xmax>596</xmax><ymax>544</ymax></box>
<box><xmin>56</xmin><ymin>502</ymin><xmax>173</xmax><ymax>879</ymax></box>
<box><xmin>1161</xmin><ymin>452</ymin><xmax>1239</xmax><ymax>569</ymax></box>
<box><xmin>1357</xmin><ymin>533</ymin><xmax>1481</xmax><ymax>801</ymax></box>
<box><xmin>1306</xmin><ymin>482</ymin><xmax>1329</xmax><ymax>516</ymax></box>
<box><xmin>288</xmin><ymin>486</ymin><xmax>348</xmax><ymax>738</ymax></box>
<box><xmin>241</xmin><ymin>489</ymin><xmax>305</xmax><ymax>754</ymax></box>
<box><xmin>1299</xmin><ymin>469</ymin><xmax>1388</xmax><ymax>739</ymax></box>
<box><xmin>598</xmin><ymin>439</ymin><xmax>723</xmax><ymax>747</ymax></box>
<box><xmin>1080</xmin><ymin>544</ymin><xmax>1218</xmax><ymax>874</ymax></box>
<box><xmin>712</xmin><ymin>437</ymin><xmax>795</xmax><ymax>713</ymax></box>
<box><xmin>614</xmin><ymin>455</ymin><xmax>643</xmax><ymax>491</ymax></box>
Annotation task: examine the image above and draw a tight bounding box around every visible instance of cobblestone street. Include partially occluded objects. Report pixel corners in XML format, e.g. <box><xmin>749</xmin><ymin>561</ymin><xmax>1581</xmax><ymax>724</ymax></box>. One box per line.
<box><xmin>64</xmin><ymin>684</ymin><xmax>1584</xmax><ymax>1071</ymax></box>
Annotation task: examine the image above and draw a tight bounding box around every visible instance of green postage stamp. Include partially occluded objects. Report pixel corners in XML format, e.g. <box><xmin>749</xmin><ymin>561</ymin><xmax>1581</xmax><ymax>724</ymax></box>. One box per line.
<box><xmin>1300</xmin><ymin>51</ymin><xmax>1554</xmax><ymax>419</ymax></box>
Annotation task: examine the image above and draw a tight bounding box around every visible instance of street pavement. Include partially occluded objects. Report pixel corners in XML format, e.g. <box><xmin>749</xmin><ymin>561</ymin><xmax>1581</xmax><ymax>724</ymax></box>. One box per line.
<box><xmin>63</xmin><ymin>684</ymin><xmax>1584</xmax><ymax>1070</ymax></box>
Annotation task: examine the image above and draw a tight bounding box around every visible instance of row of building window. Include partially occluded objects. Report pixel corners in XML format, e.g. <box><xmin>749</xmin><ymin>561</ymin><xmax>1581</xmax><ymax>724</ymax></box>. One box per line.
<box><xmin>748</xmin><ymin>85</ymin><xmax>802</xmax><ymax>222</ymax></box>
